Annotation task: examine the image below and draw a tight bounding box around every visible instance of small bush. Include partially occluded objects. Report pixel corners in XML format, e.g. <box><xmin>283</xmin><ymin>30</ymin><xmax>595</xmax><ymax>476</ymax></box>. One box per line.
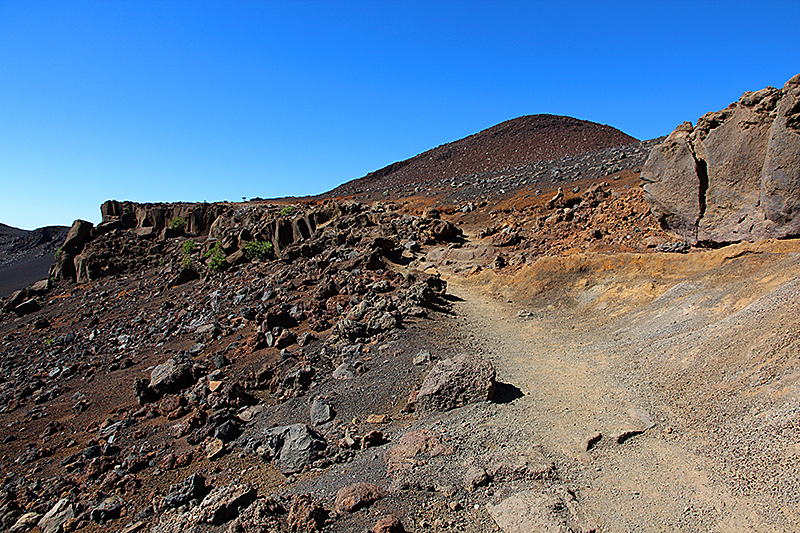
<box><xmin>279</xmin><ymin>206</ymin><xmax>295</xmax><ymax>216</ymax></box>
<box><xmin>180</xmin><ymin>255</ymin><xmax>192</xmax><ymax>268</ymax></box>
<box><xmin>182</xmin><ymin>240</ymin><xmax>196</xmax><ymax>255</ymax></box>
<box><xmin>54</xmin><ymin>247</ymin><xmax>62</xmax><ymax>261</ymax></box>
<box><xmin>243</xmin><ymin>240</ymin><xmax>274</xmax><ymax>260</ymax></box>
<box><xmin>204</xmin><ymin>242</ymin><xmax>226</xmax><ymax>271</ymax></box>
<box><xmin>169</xmin><ymin>216</ymin><xmax>187</xmax><ymax>230</ymax></box>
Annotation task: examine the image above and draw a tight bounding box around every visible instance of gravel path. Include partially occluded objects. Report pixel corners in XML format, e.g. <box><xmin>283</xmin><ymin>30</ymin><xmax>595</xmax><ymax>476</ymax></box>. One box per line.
<box><xmin>441</xmin><ymin>241</ymin><xmax>800</xmax><ymax>532</ymax></box>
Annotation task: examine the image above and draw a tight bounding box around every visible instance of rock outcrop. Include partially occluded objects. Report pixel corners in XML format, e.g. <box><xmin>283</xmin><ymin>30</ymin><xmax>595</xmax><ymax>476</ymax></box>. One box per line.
<box><xmin>642</xmin><ymin>73</ymin><xmax>800</xmax><ymax>244</ymax></box>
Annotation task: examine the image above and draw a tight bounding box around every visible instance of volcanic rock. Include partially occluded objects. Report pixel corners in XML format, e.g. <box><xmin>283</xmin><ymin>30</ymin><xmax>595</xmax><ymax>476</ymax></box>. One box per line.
<box><xmin>373</xmin><ymin>515</ymin><xmax>407</xmax><ymax>533</ymax></box>
<box><xmin>37</xmin><ymin>498</ymin><xmax>75</xmax><ymax>533</ymax></box>
<box><xmin>260</xmin><ymin>424</ymin><xmax>326</xmax><ymax>474</ymax></box>
<box><xmin>288</xmin><ymin>494</ymin><xmax>327</xmax><ymax>533</ymax></box>
<box><xmin>334</xmin><ymin>482</ymin><xmax>387</xmax><ymax>513</ymax></box>
<box><xmin>415</xmin><ymin>353</ymin><xmax>496</xmax><ymax>416</ymax></box>
<box><xmin>642</xmin><ymin>73</ymin><xmax>800</xmax><ymax>244</ymax></box>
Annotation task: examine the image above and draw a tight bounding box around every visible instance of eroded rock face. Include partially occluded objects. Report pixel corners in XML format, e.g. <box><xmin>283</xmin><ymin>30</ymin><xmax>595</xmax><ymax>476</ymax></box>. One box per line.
<box><xmin>642</xmin><ymin>73</ymin><xmax>800</xmax><ymax>244</ymax></box>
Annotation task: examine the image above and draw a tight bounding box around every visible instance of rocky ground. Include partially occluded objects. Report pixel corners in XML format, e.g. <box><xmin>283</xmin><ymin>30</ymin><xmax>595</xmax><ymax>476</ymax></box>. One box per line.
<box><xmin>1</xmin><ymin>110</ymin><xmax>798</xmax><ymax>533</ymax></box>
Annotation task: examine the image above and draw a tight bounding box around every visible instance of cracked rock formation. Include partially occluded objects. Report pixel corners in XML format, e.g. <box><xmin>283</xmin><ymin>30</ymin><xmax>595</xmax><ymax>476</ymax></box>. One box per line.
<box><xmin>642</xmin><ymin>73</ymin><xmax>800</xmax><ymax>244</ymax></box>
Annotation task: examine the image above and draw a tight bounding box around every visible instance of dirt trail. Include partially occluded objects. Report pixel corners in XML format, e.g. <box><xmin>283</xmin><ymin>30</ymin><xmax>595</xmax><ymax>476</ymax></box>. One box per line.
<box><xmin>441</xmin><ymin>248</ymin><xmax>800</xmax><ymax>532</ymax></box>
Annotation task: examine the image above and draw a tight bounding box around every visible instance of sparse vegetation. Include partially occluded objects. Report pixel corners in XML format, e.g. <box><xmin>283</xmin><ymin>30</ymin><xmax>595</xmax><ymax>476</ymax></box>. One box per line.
<box><xmin>182</xmin><ymin>240</ymin><xmax>196</xmax><ymax>255</ymax></box>
<box><xmin>243</xmin><ymin>240</ymin><xmax>274</xmax><ymax>260</ymax></box>
<box><xmin>204</xmin><ymin>242</ymin><xmax>226</xmax><ymax>271</ymax></box>
<box><xmin>168</xmin><ymin>216</ymin><xmax>187</xmax><ymax>230</ymax></box>
<box><xmin>54</xmin><ymin>247</ymin><xmax>62</xmax><ymax>261</ymax></box>
<box><xmin>280</xmin><ymin>205</ymin><xmax>296</xmax><ymax>216</ymax></box>
<box><xmin>180</xmin><ymin>255</ymin><xmax>192</xmax><ymax>268</ymax></box>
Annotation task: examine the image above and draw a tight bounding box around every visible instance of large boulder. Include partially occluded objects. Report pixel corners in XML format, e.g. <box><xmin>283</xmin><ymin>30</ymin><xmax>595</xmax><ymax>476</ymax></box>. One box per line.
<box><xmin>642</xmin><ymin>73</ymin><xmax>800</xmax><ymax>244</ymax></box>
<box><xmin>416</xmin><ymin>353</ymin><xmax>496</xmax><ymax>416</ymax></box>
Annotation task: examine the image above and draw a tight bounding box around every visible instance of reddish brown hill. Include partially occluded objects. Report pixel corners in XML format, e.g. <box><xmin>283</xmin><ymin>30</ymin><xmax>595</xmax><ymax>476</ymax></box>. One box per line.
<box><xmin>324</xmin><ymin>114</ymin><xmax>637</xmax><ymax>197</ymax></box>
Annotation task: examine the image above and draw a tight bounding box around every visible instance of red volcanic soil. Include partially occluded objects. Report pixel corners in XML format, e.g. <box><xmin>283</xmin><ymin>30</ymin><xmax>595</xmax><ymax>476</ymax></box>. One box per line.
<box><xmin>325</xmin><ymin>114</ymin><xmax>637</xmax><ymax>196</ymax></box>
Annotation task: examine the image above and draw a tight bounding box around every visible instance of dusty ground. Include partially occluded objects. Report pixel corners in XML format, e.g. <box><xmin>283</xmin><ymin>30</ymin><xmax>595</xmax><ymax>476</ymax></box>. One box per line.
<box><xmin>428</xmin><ymin>236</ymin><xmax>800</xmax><ymax>532</ymax></box>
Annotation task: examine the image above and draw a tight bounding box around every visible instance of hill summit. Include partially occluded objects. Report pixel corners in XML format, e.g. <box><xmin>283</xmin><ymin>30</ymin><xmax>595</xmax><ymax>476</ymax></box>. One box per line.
<box><xmin>326</xmin><ymin>114</ymin><xmax>637</xmax><ymax>197</ymax></box>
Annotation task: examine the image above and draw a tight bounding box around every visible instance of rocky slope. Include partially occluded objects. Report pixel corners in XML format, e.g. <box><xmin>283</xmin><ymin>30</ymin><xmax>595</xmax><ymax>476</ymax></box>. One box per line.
<box><xmin>1</xmin><ymin>91</ymin><xmax>798</xmax><ymax>533</ymax></box>
<box><xmin>324</xmin><ymin>114</ymin><xmax>638</xmax><ymax>200</ymax></box>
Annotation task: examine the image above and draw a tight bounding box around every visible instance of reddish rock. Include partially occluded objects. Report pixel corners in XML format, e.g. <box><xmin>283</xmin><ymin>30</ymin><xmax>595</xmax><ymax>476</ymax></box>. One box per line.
<box><xmin>373</xmin><ymin>515</ymin><xmax>406</xmax><ymax>533</ymax></box>
<box><xmin>288</xmin><ymin>494</ymin><xmax>327</xmax><ymax>532</ymax></box>
<box><xmin>384</xmin><ymin>429</ymin><xmax>453</xmax><ymax>477</ymax></box>
<box><xmin>334</xmin><ymin>483</ymin><xmax>387</xmax><ymax>513</ymax></box>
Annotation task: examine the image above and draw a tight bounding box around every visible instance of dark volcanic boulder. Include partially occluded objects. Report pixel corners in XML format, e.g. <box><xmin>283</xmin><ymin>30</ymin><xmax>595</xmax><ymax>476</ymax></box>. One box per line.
<box><xmin>642</xmin><ymin>73</ymin><xmax>800</xmax><ymax>244</ymax></box>
<box><xmin>416</xmin><ymin>354</ymin><xmax>496</xmax><ymax>416</ymax></box>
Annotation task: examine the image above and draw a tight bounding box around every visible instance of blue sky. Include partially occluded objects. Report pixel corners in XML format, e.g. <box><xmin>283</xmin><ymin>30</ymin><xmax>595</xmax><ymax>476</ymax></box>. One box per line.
<box><xmin>1</xmin><ymin>1</ymin><xmax>797</xmax><ymax>230</ymax></box>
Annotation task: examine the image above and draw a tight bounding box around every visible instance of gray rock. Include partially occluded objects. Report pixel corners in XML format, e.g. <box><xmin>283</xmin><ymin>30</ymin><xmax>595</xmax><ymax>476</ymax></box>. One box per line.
<box><xmin>641</xmin><ymin>122</ymin><xmax>701</xmax><ymax>240</ymax></box>
<box><xmin>332</xmin><ymin>359</ymin><xmax>367</xmax><ymax>380</ymax></box>
<box><xmin>463</xmin><ymin>465</ymin><xmax>490</xmax><ymax>492</ymax></box>
<box><xmin>37</xmin><ymin>498</ymin><xmax>75</xmax><ymax>533</ymax></box>
<box><xmin>149</xmin><ymin>355</ymin><xmax>195</xmax><ymax>397</ymax></box>
<box><xmin>90</xmin><ymin>495</ymin><xmax>125</xmax><ymax>523</ymax></box>
<box><xmin>194</xmin><ymin>323</ymin><xmax>219</xmax><ymax>342</ymax></box>
<box><xmin>168</xmin><ymin>267</ymin><xmax>199</xmax><ymax>287</ymax></box>
<box><xmin>310</xmin><ymin>399</ymin><xmax>335</xmax><ymax>426</ymax></box>
<box><xmin>412</xmin><ymin>350</ymin><xmax>432</xmax><ymax>365</ymax></box>
<box><xmin>193</xmin><ymin>483</ymin><xmax>256</xmax><ymax>525</ymax></box>
<box><xmin>12</xmin><ymin>297</ymin><xmax>40</xmax><ymax>316</ymax></box>
<box><xmin>655</xmin><ymin>241</ymin><xmax>691</xmax><ymax>254</ymax></box>
<box><xmin>261</xmin><ymin>424</ymin><xmax>326</xmax><ymax>474</ymax></box>
<box><xmin>416</xmin><ymin>353</ymin><xmax>496</xmax><ymax>416</ymax></box>
<box><xmin>761</xmin><ymin>73</ymin><xmax>800</xmax><ymax>232</ymax></box>
<box><xmin>61</xmin><ymin>219</ymin><xmax>94</xmax><ymax>254</ymax></box>
<box><xmin>163</xmin><ymin>473</ymin><xmax>208</xmax><ymax>509</ymax></box>
<box><xmin>330</xmin><ymin>318</ymin><xmax>368</xmax><ymax>342</ymax></box>
<box><xmin>9</xmin><ymin>512</ymin><xmax>40</xmax><ymax>533</ymax></box>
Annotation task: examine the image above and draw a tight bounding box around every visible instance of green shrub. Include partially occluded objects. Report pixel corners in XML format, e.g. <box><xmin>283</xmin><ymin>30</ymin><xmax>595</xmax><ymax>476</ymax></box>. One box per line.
<box><xmin>54</xmin><ymin>247</ymin><xmax>62</xmax><ymax>261</ymax></box>
<box><xmin>182</xmin><ymin>240</ymin><xmax>196</xmax><ymax>255</ymax></box>
<box><xmin>279</xmin><ymin>205</ymin><xmax>295</xmax><ymax>216</ymax></box>
<box><xmin>204</xmin><ymin>242</ymin><xmax>226</xmax><ymax>271</ymax></box>
<box><xmin>243</xmin><ymin>240</ymin><xmax>274</xmax><ymax>260</ymax></box>
<box><xmin>180</xmin><ymin>255</ymin><xmax>192</xmax><ymax>268</ymax></box>
<box><xmin>169</xmin><ymin>216</ymin><xmax>187</xmax><ymax>230</ymax></box>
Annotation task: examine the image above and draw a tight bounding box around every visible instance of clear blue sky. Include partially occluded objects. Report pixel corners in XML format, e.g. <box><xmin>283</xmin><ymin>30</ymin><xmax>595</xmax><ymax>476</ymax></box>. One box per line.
<box><xmin>1</xmin><ymin>1</ymin><xmax>797</xmax><ymax>230</ymax></box>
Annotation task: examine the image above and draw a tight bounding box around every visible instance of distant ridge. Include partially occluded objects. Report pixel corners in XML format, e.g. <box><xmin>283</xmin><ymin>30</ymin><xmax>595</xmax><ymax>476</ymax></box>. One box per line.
<box><xmin>325</xmin><ymin>114</ymin><xmax>637</xmax><ymax>197</ymax></box>
<box><xmin>0</xmin><ymin>223</ymin><xmax>68</xmax><ymax>297</ymax></box>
